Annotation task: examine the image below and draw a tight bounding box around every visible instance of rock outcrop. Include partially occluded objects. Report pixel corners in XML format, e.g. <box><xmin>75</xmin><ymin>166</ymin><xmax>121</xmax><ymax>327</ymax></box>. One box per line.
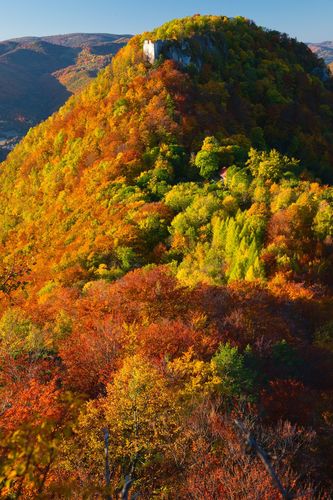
<box><xmin>143</xmin><ymin>35</ymin><xmax>226</xmax><ymax>69</ymax></box>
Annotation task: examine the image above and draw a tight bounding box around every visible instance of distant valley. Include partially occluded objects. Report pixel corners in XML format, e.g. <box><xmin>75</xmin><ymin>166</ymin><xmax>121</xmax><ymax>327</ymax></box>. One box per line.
<box><xmin>0</xmin><ymin>33</ymin><xmax>131</xmax><ymax>160</ymax></box>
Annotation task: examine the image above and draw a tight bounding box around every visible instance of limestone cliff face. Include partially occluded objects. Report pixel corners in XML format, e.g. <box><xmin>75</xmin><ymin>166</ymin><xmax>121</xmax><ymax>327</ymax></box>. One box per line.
<box><xmin>143</xmin><ymin>40</ymin><xmax>164</xmax><ymax>64</ymax></box>
<box><xmin>143</xmin><ymin>35</ymin><xmax>226</xmax><ymax>69</ymax></box>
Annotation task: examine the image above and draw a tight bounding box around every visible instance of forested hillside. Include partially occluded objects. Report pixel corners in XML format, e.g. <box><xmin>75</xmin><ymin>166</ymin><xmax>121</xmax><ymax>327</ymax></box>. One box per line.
<box><xmin>0</xmin><ymin>15</ymin><xmax>333</xmax><ymax>497</ymax></box>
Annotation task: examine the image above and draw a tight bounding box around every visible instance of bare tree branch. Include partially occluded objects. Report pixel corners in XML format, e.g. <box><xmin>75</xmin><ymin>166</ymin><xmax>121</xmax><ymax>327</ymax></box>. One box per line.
<box><xmin>234</xmin><ymin>419</ymin><xmax>293</xmax><ymax>499</ymax></box>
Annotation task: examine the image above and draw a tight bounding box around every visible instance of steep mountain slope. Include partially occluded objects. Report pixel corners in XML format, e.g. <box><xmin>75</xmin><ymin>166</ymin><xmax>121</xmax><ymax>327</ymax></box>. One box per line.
<box><xmin>1</xmin><ymin>14</ymin><xmax>333</xmax><ymax>289</ymax></box>
<box><xmin>0</xmin><ymin>16</ymin><xmax>333</xmax><ymax>497</ymax></box>
<box><xmin>0</xmin><ymin>33</ymin><xmax>131</xmax><ymax>159</ymax></box>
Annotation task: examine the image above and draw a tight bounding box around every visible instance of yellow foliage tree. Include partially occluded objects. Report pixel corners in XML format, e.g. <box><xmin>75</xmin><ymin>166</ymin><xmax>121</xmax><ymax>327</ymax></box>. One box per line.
<box><xmin>65</xmin><ymin>355</ymin><xmax>181</xmax><ymax>495</ymax></box>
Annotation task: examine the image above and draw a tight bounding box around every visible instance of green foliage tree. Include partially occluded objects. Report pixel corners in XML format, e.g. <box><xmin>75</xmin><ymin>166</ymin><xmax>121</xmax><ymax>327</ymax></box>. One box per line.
<box><xmin>195</xmin><ymin>150</ymin><xmax>221</xmax><ymax>180</ymax></box>
<box><xmin>247</xmin><ymin>149</ymin><xmax>299</xmax><ymax>182</ymax></box>
<box><xmin>212</xmin><ymin>343</ymin><xmax>257</xmax><ymax>399</ymax></box>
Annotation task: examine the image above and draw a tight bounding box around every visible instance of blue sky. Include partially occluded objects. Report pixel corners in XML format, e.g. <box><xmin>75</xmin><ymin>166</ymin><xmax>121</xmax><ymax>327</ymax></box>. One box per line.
<box><xmin>1</xmin><ymin>0</ymin><xmax>332</xmax><ymax>42</ymax></box>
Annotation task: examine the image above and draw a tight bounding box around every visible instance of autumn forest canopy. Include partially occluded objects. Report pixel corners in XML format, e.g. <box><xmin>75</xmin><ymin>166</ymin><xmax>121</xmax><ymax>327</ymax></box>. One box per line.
<box><xmin>0</xmin><ymin>14</ymin><xmax>333</xmax><ymax>498</ymax></box>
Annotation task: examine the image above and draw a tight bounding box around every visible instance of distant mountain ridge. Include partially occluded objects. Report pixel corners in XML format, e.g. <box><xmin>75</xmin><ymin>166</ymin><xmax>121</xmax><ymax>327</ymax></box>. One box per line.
<box><xmin>0</xmin><ymin>33</ymin><xmax>131</xmax><ymax>160</ymax></box>
<box><xmin>308</xmin><ymin>41</ymin><xmax>333</xmax><ymax>67</ymax></box>
<box><xmin>6</xmin><ymin>33</ymin><xmax>131</xmax><ymax>46</ymax></box>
